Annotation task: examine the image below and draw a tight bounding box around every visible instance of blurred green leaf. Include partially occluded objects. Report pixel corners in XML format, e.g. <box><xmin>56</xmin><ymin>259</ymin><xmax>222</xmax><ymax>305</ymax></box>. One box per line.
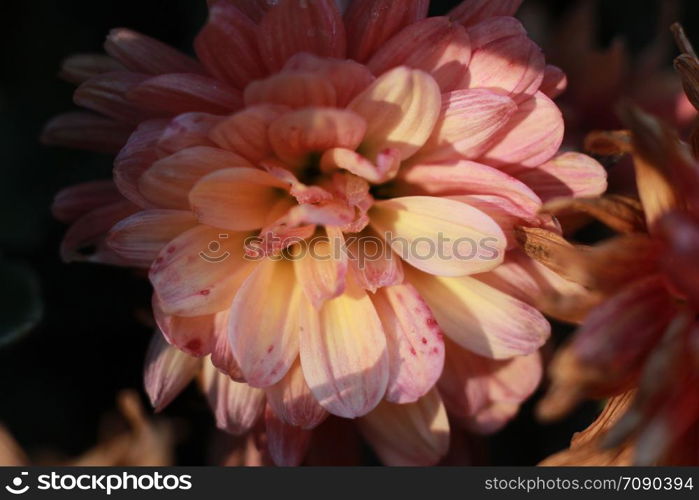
<box><xmin>0</xmin><ymin>259</ymin><xmax>42</xmax><ymax>347</ymax></box>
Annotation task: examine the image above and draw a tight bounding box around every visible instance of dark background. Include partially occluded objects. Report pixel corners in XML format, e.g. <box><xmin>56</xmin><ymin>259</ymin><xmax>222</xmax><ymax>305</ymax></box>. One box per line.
<box><xmin>0</xmin><ymin>0</ymin><xmax>697</xmax><ymax>465</ymax></box>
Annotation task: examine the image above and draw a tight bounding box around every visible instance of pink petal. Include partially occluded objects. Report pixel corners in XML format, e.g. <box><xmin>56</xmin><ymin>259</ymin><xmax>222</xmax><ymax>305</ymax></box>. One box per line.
<box><xmin>540</xmin><ymin>64</ymin><xmax>567</xmax><ymax>99</ymax></box>
<box><xmin>41</xmin><ymin>112</ymin><xmax>132</xmax><ymax>153</ymax></box>
<box><xmin>52</xmin><ymin>180</ymin><xmax>122</xmax><ymax>223</ymax></box>
<box><xmin>465</xmin><ymin>35</ymin><xmax>544</xmax><ymax>102</ymax></box>
<box><xmin>439</xmin><ymin>339</ymin><xmax>542</xmax><ymax>433</ymax></box>
<box><xmin>344</xmin><ymin>0</ymin><xmax>429</xmax><ymax>62</ymax></box>
<box><xmin>346</xmin><ymin>229</ymin><xmax>404</xmax><ymax>292</ymax></box>
<box><xmin>369</xmin><ymin>195</ymin><xmax>507</xmax><ymax>276</ymax></box>
<box><xmin>190</xmin><ymin>167</ymin><xmax>290</xmax><ymax>231</ymax></box>
<box><xmin>414</xmin><ymin>88</ymin><xmax>517</xmax><ymax>162</ymax></box>
<box><xmin>195</xmin><ymin>2</ymin><xmax>266</xmax><ymax>89</ymax></box>
<box><xmin>269</xmin><ymin>108</ymin><xmax>366</xmax><ymax>166</ymax></box>
<box><xmin>210</xmin><ymin>309</ymin><xmax>246</xmax><ymax>381</ymax></box>
<box><xmin>367</xmin><ymin>17</ymin><xmax>471</xmax><ymax>92</ymax></box>
<box><xmin>200</xmin><ymin>360</ymin><xmax>265</xmax><ymax>435</ymax></box>
<box><xmin>399</xmin><ymin>161</ymin><xmax>542</xmax><ymax>215</ymax></box>
<box><xmin>114</xmin><ymin>119</ymin><xmax>168</xmax><ymax>207</ymax></box>
<box><xmin>449</xmin><ymin>0</ymin><xmax>523</xmax><ymax>27</ymax></box>
<box><xmin>105</xmin><ymin>28</ymin><xmax>203</xmax><ymax>75</ymax></box>
<box><xmin>321</xmin><ymin>147</ymin><xmax>400</xmax><ymax>183</ymax></box>
<box><xmin>257</xmin><ymin>0</ymin><xmax>346</xmax><ymax>72</ymax></box>
<box><xmin>229</xmin><ymin>258</ymin><xmax>300</xmax><ymax>387</ymax></box>
<box><xmin>348</xmin><ymin>67</ymin><xmax>441</xmax><ymax>161</ymax></box>
<box><xmin>152</xmin><ymin>295</ymin><xmax>218</xmax><ymax>357</ymax></box>
<box><xmin>358</xmin><ymin>389</ymin><xmax>449</xmax><ymax>466</ymax></box>
<box><xmin>149</xmin><ymin>225</ymin><xmax>253</xmax><ymax>316</ymax></box>
<box><xmin>265</xmin><ymin>359</ymin><xmax>328</xmax><ymax>429</ymax></box>
<box><xmin>293</xmin><ymin>227</ymin><xmax>348</xmax><ymax>309</ymax></box>
<box><xmin>59</xmin><ymin>54</ymin><xmax>124</xmax><ymax>84</ymax></box>
<box><xmin>466</xmin><ymin>16</ymin><xmax>526</xmax><ymax>48</ymax></box>
<box><xmin>128</xmin><ymin>73</ymin><xmax>242</xmax><ymax>115</ymax></box>
<box><xmin>157</xmin><ymin>113</ymin><xmax>223</xmax><ymax>154</ymax></box>
<box><xmin>283</xmin><ymin>53</ymin><xmax>375</xmax><ymax>106</ymax></box>
<box><xmin>107</xmin><ymin>209</ymin><xmax>198</xmax><ymax>267</ymax></box>
<box><xmin>138</xmin><ymin>146</ymin><xmax>252</xmax><ymax>210</ymax></box>
<box><xmin>209</xmin><ymin>104</ymin><xmax>288</xmax><ymax>163</ymax></box>
<box><xmin>74</xmin><ymin>72</ymin><xmax>152</xmax><ymax>124</ymax></box>
<box><xmin>60</xmin><ymin>200</ymin><xmax>140</xmax><ymax>264</ymax></box>
<box><xmin>371</xmin><ymin>284</ymin><xmax>444</xmax><ymax>403</ymax></box>
<box><xmin>407</xmin><ymin>267</ymin><xmax>550</xmax><ymax>359</ymax></box>
<box><xmin>144</xmin><ymin>332</ymin><xmax>200</xmax><ymax>412</ymax></box>
<box><xmin>244</xmin><ymin>71</ymin><xmax>337</xmax><ymax>108</ymax></box>
<box><xmin>478</xmin><ymin>91</ymin><xmax>564</xmax><ymax>167</ymax></box>
<box><xmin>503</xmin><ymin>152</ymin><xmax>607</xmax><ymax>202</ymax></box>
<box><xmin>299</xmin><ymin>279</ymin><xmax>388</xmax><ymax>418</ymax></box>
<box><xmin>264</xmin><ymin>406</ymin><xmax>312</xmax><ymax>466</ymax></box>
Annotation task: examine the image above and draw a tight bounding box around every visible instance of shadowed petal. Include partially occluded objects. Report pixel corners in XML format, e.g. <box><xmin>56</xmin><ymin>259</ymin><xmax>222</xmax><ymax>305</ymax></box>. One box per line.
<box><xmin>265</xmin><ymin>359</ymin><xmax>328</xmax><ymax>429</ymax></box>
<box><xmin>264</xmin><ymin>406</ymin><xmax>312</xmax><ymax>466</ymax></box>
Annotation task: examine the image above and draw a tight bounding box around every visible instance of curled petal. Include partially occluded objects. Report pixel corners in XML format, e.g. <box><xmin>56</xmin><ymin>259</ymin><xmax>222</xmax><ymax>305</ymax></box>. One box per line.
<box><xmin>210</xmin><ymin>308</ymin><xmax>245</xmax><ymax>381</ymax></box>
<box><xmin>293</xmin><ymin>228</ymin><xmax>348</xmax><ymax>309</ymax></box>
<box><xmin>229</xmin><ymin>258</ymin><xmax>300</xmax><ymax>387</ymax></box>
<box><xmin>269</xmin><ymin>108</ymin><xmax>366</xmax><ymax>166</ymax></box>
<box><xmin>74</xmin><ymin>72</ymin><xmax>152</xmax><ymax>124</ymax></box>
<box><xmin>658</xmin><ymin>213</ymin><xmax>699</xmax><ymax>307</ymax></box>
<box><xmin>346</xmin><ymin>228</ymin><xmax>404</xmax><ymax>292</ymax></box>
<box><xmin>41</xmin><ymin>112</ymin><xmax>132</xmax><ymax>153</ymax></box>
<box><xmin>149</xmin><ymin>225</ymin><xmax>253</xmax><ymax>317</ymax></box>
<box><xmin>466</xmin><ymin>35</ymin><xmax>544</xmax><ymax>102</ymax></box>
<box><xmin>128</xmin><ymin>73</ymin><xmax>242</xmax><ymax>115</ymax></box>
<box><xmin>371</xmin><ymin>284</ymin><xmax>444</xmax><ymax>403</ymax></box>
<box><xmin>541</xmin><ymin>195</ymin><xmax>646</xmax><ymax>235</ymax></box>
<box><xmin>299</xmin><ymin>279</ymin><xmax>388</xmax><ymax>418</ymax></box>
<box><xmin>321</xmin><ymin>147</ymin><xmax>400</xmax><ymax>183</ymax></box>
<box><xmin>244</xmin><ymin>72</ymin><xmax>336</xmax><ymax>108</ymax></box>
<box><xmin>157</xmin><ymin>113</ymin><xmax>222</xmax><ymax>154</ymax></box>
<box><xmin>195</xmin><ymin>2</ymin><xmax>265</xmax><ymax>89</ymax></box>
<box><xmin>283</xmin><ymin>53</ymin><xmax>375</xmax><ymax>106</ymax></box>
<box><xmin>540</xmin><ymin>64</ymin><xmax>567</xmax><ymax>99</ymax></box>
<box><xmin>265</xmin><ymin>360</ymin><xmax>328</xmax><ymax>429</ymax></box>
<box><xmin>257</xmin><ymin>0</ymin><xmax>346</xmax><ymax>72</ymax></box>
<box><xmin>190</xmin><ymin>167</ymin><xmax>289</xmax><ymax>231</ymax></box>
<box><xmin>144</xmin><ymin>332</ymin><xmax>200</xmax><ymax>412</ymax></box>
<box><xmin>139</xmin><ymin>146</ymin><xmax>252</xmax><ymax>210</ymax></box>
<box><xmin>114</xmin><ymin>119</ymin><xmax>168</xmax><ymax>207</ymax></box>
<box><xmin>479</xmin><ymin>91</ymin><xmax>563</xmax><ymax>167</ymax></box>
<box><xmin>408</xmin><ymin>267</ymin><xmax>550</xmax><ymax>359</ymax></box>
<box><xmin>504</xmin><ymin>152</ymin><xmax>607</xmax><ymax>202</ymax></box>
<box><xmin>52</xmin><ymin>180</ymin><xmax>122</xmax><ymax>223</ymax></box>
<box><xmin>209</xmin><ymin>104</ymin><xmax>288</xmax><ymax>163</ymax></box>
<box><xmin>399</xmin><ymin>161</ymin><xmax>542</xmax><ymax>216</ymax></box>
<box><xmin>105</xmin><ymin>28</ymin><xmax>203</xmax><ymax>75</ymax></box>
<box><xmin>61</xmin><ymin>200</ymin><xmax>140</xmax><ymax>264</ymax></box>
<box><xmin>466</xmin><ymin>16</ymin><xmax>526</xmax><ymax>48</ymax></box>
<box><xmin>415</xmin><ymin>89</ymin><xmax>518</xmax><ymax>162</ymax></box>
<box><xmin>359</xmin><ymin>389</ymin><xmax>449</xmax><ymax>466</ymax></box>
<box><xmin>370</xmin><ymin>195</ymin><xmax>506</xmax><ymax>276</ymax></box>
<box><xmin>344</xmin><ymin>0</ymin><xmax>429</xmax><ymax>62</ymax></box>
<box><xmin>349</xmin><ymin>67</ymin><xmax>441</xmax><ymax>161</ymax></box>
<box><xmin>450</xmin><ymin>0</ymin><xmax>523</xmax><ymax>27</ymax></box>
<box><xmin>200</xmin><ymin>360</ymin><xmax>265</xmax><ymax>435</ymax></box>
<box><xmin>152</xmin><ymin>296</ymin><xmax>218</xmax><ymax>357</ymax></box>
<box><xmin>264</xmin><ymin>407</ymin><xmax>312</xmax><ymax>466</ymax></box>
<box><xmin>107</xmin><ymin>209</ymin><xmax>197</xmax><ymax>268</ymax></box>
<box><xmin>367</xmin><ymin>17</ymin><xmax>471</xmax><ymax>92</ymax></box>
<box><xmin>439</xmin><ymin>339</ymin><xmax>542</xmax><ymax>433</ymax></box>
<box><xmin>59</xmin><ymin>54</ymin><xmax>124</xmax><ymax>84</ymax></box>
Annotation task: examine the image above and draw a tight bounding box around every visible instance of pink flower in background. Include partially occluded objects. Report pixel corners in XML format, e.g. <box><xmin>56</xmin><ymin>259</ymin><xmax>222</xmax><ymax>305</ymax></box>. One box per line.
<box><xmin>46</xmin><ymin>0</ymin><xmax>604</xmax><ymax>465</ymax></box>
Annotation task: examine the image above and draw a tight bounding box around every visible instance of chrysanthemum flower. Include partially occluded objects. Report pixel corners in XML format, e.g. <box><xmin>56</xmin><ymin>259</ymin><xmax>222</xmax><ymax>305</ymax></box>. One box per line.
<box><xmin>530</xmin><ymin>30</ymin><xmax>699</xmax><ymax>463</ymax></box>
<box><xmin>46</xmin><ymin>0</ymin><xmax>605</xmax><ymax>465</ymax></box>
